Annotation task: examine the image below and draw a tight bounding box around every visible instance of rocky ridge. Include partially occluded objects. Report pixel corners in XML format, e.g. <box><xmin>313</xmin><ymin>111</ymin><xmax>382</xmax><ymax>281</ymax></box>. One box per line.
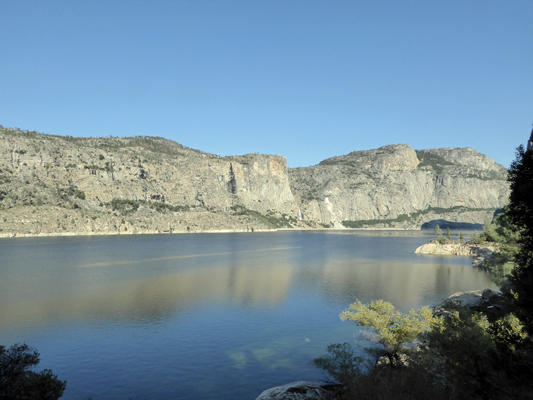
<box><xmin>0</xmin><ymin>128</ymin><xmax>303</xmax><ymax>235</ymax></box>
<box><xmin>0</xmin><ymin>127</ymin><xmax>510</xmax><ymax>236</ymax></box>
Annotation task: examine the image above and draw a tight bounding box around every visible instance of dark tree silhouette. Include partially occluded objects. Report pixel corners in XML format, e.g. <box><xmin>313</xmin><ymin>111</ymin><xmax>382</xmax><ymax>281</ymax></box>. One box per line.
<box><xmin>0</xmin><ymin>343</ymin><xmax>66</xmax><ymax>400</ymax></box>
<box><xmin>507</xmin><ymin>138</ymin><xmax>533</xmax><ymax>332</ymax></box>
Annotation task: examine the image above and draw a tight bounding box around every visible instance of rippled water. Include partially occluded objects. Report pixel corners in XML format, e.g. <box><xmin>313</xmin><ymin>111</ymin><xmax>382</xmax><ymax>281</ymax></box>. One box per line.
<box><xmin>0</xmin><ymin>230</ymin><xmax>495</xmax><ymax>399</ymax></box>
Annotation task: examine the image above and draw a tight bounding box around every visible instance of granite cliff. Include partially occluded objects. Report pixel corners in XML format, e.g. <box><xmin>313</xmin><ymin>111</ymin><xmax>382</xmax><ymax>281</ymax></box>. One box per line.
<box><xmin>0</xmin><ymin>127</ymin><xmax>302</xmax><ymax>235</ymax></box>
<box><xmin>0</xmin><ymin>127</ymin><xmax>509</xmax><ymax>236</ymax></box>
<box><xmin>289</xmin><ymin>144</ymin><xmax>509</xmax><ymax>229</ymax></box>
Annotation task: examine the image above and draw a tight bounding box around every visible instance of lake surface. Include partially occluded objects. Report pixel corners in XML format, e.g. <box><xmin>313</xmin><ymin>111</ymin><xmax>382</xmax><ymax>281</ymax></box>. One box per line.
<box><xmin>0</xmin><ymin>230</ymin><xmax>495</xmax><ymax>400</ymax></box>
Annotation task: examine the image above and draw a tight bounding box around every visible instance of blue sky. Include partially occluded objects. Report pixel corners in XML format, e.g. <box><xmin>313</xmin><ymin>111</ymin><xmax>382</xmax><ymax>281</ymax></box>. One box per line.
<box><xmin>1</xmin><ymin>1</ymin><xmax>531</xmax><ymax>168</ymax></box>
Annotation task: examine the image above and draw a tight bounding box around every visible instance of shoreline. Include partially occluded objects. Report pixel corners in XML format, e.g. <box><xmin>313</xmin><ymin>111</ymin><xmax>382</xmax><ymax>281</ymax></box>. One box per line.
<box><xmin>0</xmin><ymin>226</ymin><xmax>433</xmax><ymax>239</ymax></box>
<box><xmin>0</xmin><ymin>226</ymin><xmax>478</xmax><ymax>239</ymax></box>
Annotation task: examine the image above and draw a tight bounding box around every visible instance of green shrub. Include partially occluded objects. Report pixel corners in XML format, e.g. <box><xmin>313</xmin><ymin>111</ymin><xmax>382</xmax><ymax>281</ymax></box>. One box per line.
<box><xmin>415</xmin><ymin>151</ymin><xmax>454</xmax><ymax>174</ymax></box>
<box><xmin>340</xmin><ymin>299</ymin><xmax>438</xmax><ymax>368</ymax></box>
<box><xmin>148</xmin><ymin>201</ymin><xmax>189</xmax><ymax>213</ymax></box>
<box><xmin>312</xmin><ymin>343</ymin><xmax>363</xmax><ymax>389</ymax></box>
<box><xmin>230</xmin><ymin>205</ymin><xmax>294</xmax><ymax>229</ymax></box>
<box><xmin>342</xmin><ymin>206</ymin><xmax>497</xmax><ymax>229</ymax></box>
<box><xmin>109</xmin><ymin>199</ymin><xmax>140</xmax><ymax>215</ymax></box>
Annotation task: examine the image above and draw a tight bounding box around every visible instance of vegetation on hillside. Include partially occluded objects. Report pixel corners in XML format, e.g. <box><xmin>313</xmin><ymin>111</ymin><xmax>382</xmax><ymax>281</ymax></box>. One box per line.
<box><xmin>0</xmin><ymin>125</ymin><xmax>202</xmax><ymax>157</ymax></box>
<box><xmin>414</xmin><ymin>150</ymin><xmax>454</xmax><ymax>174</ymax></box>
<box><xmin>230</xmin><ymin>205</ymin><xmax>297</xmax><ymax>229</ymax></box>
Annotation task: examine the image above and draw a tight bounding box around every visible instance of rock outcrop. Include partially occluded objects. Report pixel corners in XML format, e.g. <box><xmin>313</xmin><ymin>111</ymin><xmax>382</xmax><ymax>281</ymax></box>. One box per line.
<box><xmin>289</xmin><ymin>144</ymin><xmax>509</xmax><ymax>228</ymax></box>
<box><xmin>414</xmin><ymin>241</ymin><xmax>498</xmax><ymax>256</ymax></box>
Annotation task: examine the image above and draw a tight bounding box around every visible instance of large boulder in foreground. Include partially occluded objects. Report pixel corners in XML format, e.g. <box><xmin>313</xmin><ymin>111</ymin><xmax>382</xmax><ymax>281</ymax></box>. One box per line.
<box><xmin>255</xmin><ymin>381</ymin><xmax>342</xmax><ymax>400</ymax></box>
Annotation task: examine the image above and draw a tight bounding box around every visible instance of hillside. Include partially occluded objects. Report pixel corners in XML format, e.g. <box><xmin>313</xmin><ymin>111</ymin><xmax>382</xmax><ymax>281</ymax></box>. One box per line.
<box><xmin>0</xmin><ymin>127</ymin><xmax>510</xmax><ymax>236</ymax></box>
<box><xmin>0</xmin><ymin>127</ymin><xmax>303</xmax><ymax>235</ymax></box>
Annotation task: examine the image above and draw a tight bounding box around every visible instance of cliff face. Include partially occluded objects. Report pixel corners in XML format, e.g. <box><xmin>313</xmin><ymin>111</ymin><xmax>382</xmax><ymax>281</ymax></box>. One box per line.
<box><xmin>218</xmin><ymin>154</ymin><xmax>296</xmax><ymax>214</ymax></box>
<box><xmin>0</xmin><ymin>128</ymin><xmax>510</xmax><ymax>236</ymax></box>
<box><xmin>0</xmin><ymin>128</ymin><xmax>300</xmax><ymax>235</ymax></box>
<box><xmin>289</xmin><ymin>144</ymin><xmax>509</xmax><ymax>228</ymax></box>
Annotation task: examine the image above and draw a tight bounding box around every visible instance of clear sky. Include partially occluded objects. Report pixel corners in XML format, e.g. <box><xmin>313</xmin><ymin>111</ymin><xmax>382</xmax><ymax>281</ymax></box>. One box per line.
<box><xmin>1</xmin><ymin>0</ymin><xmax>531</xmax><ymax>168</ymax></box>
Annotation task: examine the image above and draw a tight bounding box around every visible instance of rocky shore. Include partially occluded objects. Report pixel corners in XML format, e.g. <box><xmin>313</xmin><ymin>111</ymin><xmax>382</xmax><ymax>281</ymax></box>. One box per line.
<box><xmin>414</xmin><ymin>240</ymin><xmax>498</xmax><ymax>257</ymax></box>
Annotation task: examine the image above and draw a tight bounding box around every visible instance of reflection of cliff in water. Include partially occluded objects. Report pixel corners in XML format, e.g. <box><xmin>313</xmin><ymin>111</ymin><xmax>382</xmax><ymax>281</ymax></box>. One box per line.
<box><xmin>2</xmin><ymin>256</ymin><xmax>495</xmax><ymax>329</ymax></box>
<box><xmin>0</xmin><ymin>232</ymin><xmax>496</xmax><ymax>330</ymax></box>
<box><xmin>291</xmin><ymin>259</ymin><xmax>495</xmax><ymax>312</ymax></box>
<box><xmin>0</xmin><ymin>263</ymin><xmax>293</xmax><ymax>328</ymax></box>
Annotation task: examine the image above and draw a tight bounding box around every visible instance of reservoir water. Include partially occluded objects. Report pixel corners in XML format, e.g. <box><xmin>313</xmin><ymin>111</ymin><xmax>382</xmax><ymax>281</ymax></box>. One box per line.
<box><xmin>0</xmin><ymin>230</ymin><xmax>495</xmax><ymax>399</ymax></box>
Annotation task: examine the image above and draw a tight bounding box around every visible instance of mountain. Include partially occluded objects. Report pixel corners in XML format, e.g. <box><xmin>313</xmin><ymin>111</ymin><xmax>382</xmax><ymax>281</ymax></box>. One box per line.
<box><xmin>0</xmin><ymin>127</ymin><xmax>301</xmax><ymax>235</ymax></box>
<box><xmin>289</xmin><ymin>144</ymin><xmax>509</xmax><ymax>229</ymax></box>
<box><xmin>0</xmin><ymin>127</ymin><xmax>509</xmax><ymax>236</ymax></box>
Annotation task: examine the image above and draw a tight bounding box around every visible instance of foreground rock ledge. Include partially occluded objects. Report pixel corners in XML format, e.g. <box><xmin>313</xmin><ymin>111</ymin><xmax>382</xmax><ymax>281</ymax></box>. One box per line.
<box><xmin>255</xmin><ymin>381</ymin><xmax>342</xmax><ymax>400</ymax></box>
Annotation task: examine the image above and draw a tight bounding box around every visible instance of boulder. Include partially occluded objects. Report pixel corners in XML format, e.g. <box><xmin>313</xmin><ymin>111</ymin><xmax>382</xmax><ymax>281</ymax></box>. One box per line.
<box><xmin>433</xmin><ymin>288</ymin><xmax>507</xmax><ymax>320</ymax></box>
<box><xmin>255</xmin><ymin>381</ymin><xmax>343</xmax><ymax>400</ymax></box>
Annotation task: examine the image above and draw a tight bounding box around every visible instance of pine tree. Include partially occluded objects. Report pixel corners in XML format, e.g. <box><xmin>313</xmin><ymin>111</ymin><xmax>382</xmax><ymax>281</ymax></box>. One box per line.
<box><xmin>507</xmin><ymin>142</ymin><xmax>533</xmax><ymax>332</ymax></box>
<box><xmin>434</xmin><ymin>225</ymin><xmax>442</xmax><ymax>239</ymax></box>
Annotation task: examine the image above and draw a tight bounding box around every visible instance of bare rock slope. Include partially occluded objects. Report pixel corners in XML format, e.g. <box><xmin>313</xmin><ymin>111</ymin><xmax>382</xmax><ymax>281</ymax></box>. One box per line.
<box><xmin>289</xmin><ymin>144</ymin><xmax>509</xmax><ymax>228</ymax></box>
<box><xmin>0</xmin><ymin>128</ymin><xmax>303</xmax><ymax>235</ymax></box>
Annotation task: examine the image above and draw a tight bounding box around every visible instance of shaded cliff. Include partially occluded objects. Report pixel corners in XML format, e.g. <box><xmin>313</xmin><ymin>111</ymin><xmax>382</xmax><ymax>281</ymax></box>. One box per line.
<box><xmin>289</xmin><ymin>144</ymin><xmax>509</xmax><ymax>229</ymax></box>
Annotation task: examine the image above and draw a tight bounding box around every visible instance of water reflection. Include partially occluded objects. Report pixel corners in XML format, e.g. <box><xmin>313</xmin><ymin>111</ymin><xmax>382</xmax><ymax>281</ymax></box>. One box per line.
<box><xmin>0</xmin><ymin>232</ymin><xmax>496</xmax><ymax>400</ymax></box>
<box><xmin>293</xmin><ymin>259</ymin><xmax>493</xmax><ymax>311</ymax></box>
<box><xmin>0</xmin><ymin>263</ymin><xmax>295</xmax><ymax>328</ymax></box>
<box><xmin>1</xmin><ymin>234</ymin><xmax>493</xmax><ymax>328</ymax></box>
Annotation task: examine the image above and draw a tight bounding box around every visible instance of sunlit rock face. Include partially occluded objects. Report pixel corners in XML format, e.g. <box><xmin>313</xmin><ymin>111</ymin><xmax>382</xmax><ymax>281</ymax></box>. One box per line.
<box><xmin>0</xmin><ymin>128</ymin><xmax>509</xmax><ymax>235</ymax></box>
<box><xmin>289</xmin><ymin>144</ymin><xmax>510</xmax><ymax>228</ymax></box>
<box><xmin>215</xmin><ymin>154</ymin><xmax>297</xmax><ymax>215</ymax></box>
<box><xmin>0</xmin><ymin>128</ymin><xmax>300</xmax><ymax>235</ymax></box>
